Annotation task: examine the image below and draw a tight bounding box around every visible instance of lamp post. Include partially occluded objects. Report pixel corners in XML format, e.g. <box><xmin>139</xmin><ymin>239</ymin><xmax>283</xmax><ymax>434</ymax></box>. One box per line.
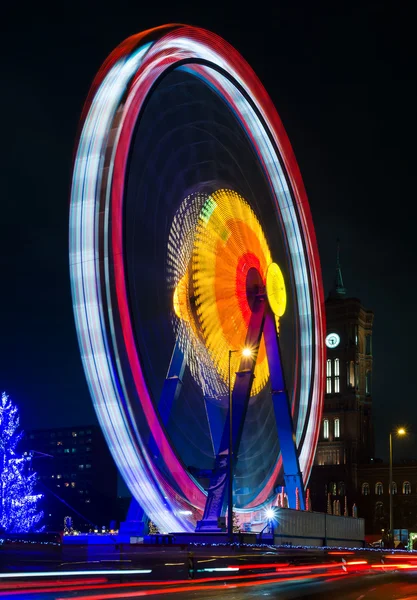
<box><xmin>389</xmin><ymin>427</ymin><xmax>406</xmax><ymax>546</ymax></box>
<box><xmin>228</xmin><ymin>346</ymin><xmax>252</xmax><ymax>542</ymax></box>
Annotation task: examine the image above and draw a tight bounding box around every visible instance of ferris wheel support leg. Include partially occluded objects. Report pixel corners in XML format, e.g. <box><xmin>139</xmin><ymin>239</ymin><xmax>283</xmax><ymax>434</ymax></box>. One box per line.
<box><xmin>158</xmin><ymin>341</ymin><xmax>186</xmax><ymax>424</ymax></box>
<box><xmin>148</xmin><ymin>342</ymin><xmax>185</xmax><ymax>459</ymax></box>
<box><xmin>196</xmin><ymin>296</ymin><xmax>266</xmax><ymax>531</ymax></box>
<box><xmin>263</xmin><ymin>309</ymin><xmax>305</xmax><ymax>510</ymax></box>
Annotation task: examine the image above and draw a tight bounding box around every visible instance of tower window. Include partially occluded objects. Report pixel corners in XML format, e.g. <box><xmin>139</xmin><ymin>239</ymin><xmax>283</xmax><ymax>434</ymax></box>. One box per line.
<box><xmin>334</xmin><ymin>358</ymin><xmax>340</xmax><ymax>393</ymax></box>
<box><xmin>326</xmin><ymin>359</ymin><xmax>332</xmax><ymax>393</ymax></box>
<box><xmin>348</xmin><ymin>361</ymin><xmax>355</xmax><ymax>388</ymax></box>
<box><xmin>375</xmin><ymin>482</ymin><xmax>383</xmax><ymax>495</ymax></box>
<box><xmin>362</xmin><ymin>482</ymin><xmax>370</xmax><ymax>495</ymax></box>
<box><xmin>323</xmin><ymin>419</ymin><xmax>329</xmax><ymax>439</ymax></box>
<box><xmin>334</xmin><ymin>418</ymin><xmax>340</xmax><ymax>439</ymax></box>
<box><xmin>403</xmin><ymin>481</ymin><xmax>411</xmax><ymax>495</ymax></box>
<box><xmin>366</xmin><ymin>371</ymin><xmax>372</xmax><ymax>395</ymax></box>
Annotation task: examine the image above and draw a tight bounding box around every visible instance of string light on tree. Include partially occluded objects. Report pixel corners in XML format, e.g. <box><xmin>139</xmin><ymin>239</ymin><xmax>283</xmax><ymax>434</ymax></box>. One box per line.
<box><xmin>0</xmin><ymin>392</ymin><xmax>43</xmax><ymax>533</ymax></box>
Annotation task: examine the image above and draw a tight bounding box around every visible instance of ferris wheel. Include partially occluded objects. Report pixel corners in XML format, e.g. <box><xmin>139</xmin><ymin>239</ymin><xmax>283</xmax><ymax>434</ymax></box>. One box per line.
<box><xmin>69</xmin><ymin>24</ymin><xmax>325</xmax><ymax>533</ymax></box>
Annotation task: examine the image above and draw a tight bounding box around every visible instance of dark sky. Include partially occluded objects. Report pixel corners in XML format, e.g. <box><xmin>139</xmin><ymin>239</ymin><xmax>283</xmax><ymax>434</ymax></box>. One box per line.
<box><xmin>1</xmin><ymin>1</ymin><xmax>415</xmax><ymax>462</ymax></box>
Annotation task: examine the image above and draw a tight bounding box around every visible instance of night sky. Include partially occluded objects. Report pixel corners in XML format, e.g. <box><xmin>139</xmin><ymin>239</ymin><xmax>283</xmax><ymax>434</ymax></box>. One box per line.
<box><xmin>1</xmin><ymin>1</ymin><xmax>415</xmax><ymax>462</ymax></box>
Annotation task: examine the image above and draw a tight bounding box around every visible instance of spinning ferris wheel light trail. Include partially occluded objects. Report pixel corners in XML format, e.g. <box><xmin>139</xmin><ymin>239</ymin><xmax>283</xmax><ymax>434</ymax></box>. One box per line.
<box><xmin>69</xmin><ymin>24</ymin><xmax>326</xmax><ymax>533</ymax></box>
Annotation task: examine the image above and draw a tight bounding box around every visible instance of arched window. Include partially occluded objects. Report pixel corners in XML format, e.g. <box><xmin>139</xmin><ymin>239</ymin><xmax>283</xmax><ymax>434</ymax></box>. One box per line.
<box><xmin>403</xmin><ymin>481</ymin><xmax>411</xmax><ymax>495</ymax></box>
<box><xmin>326</xmin><ymin>360</ymin><xmax>332</xmax><ymax>393</ymax></box>
<box><xmin>338</xmin><ymin>481</ymin><xmax>345</xmax><ymax>496</ymax></box>
<box><xmin>362</xmin><ymin>482</ymin><xmax>370</xmax><ymax>495</ymax></box>
<box><xmin>375</xmin><ymin>482</ymin><xmax>383</xmax><ymax>495</ymax></box>
<box><xmin>391</xmin><ymin>481</ymin><xmax>397</xmax><ymax>495</ymax></box>
<box><xmin>329</xmin><ymin>481</ymin><xmax>337</xmax><ymax>496</ymax></box>
<box><xmin>375</xmin><ymin>501</ymin><xmax>384</xmax><ymax>518</ymax></box>
<box><xmin>323</xmin><ymin>419</ymin><xmax>329</xmax><ymax>439</ymax></box>
<box><xmin>334</xmin><ymin>358</ymin><xmax>340</xmax><ymax>393</ymax></box>
<box><xmin>334</xmin><ymin>418</ymin><xmax>340</xmax><ymax>438</ymax></box>
<box><xmin>348</xmin><ymin>361</ymin><xmax>355</xmax><ymax>387</ymax></box>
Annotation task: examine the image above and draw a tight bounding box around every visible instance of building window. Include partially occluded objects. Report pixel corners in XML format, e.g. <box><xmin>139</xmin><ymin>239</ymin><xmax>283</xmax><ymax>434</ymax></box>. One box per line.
<box><xmin>338</xmin><ymin>481</ymin><xmax>345</xmax><ymax>496</ymax></box>
<box><xmin>64</xmin><ymin>448</ymin><xmax>70</xmax><ymax>454</ymax></box>
<box><xmin>329</xmin><ymin>482</ymin><xmax>337</xmax><ymax>495</ymax></box>
<box><xmin>72</xmin><ymin>431</ymin><xmax>77</xmax><ymax>437</ymax></box>
<box><xmin>403</xmin><ymin>481</ymin><xmax>411</xmax><ymax>495</ymax></box>
<box><xmin>366</xmin><ymin>371</ymin><xmax>372</xmax><ymax>395</ymax></box>
<box><xmin>323</xmin><ymin>419</ymin><xmax>329</xmax><ymax>439</ymax></box>
<box><xmin>334</xmin><ymin>418</ymin><xmax>340</xmax><ymax>439</ymax></box>
<box><xmin>375</xmin><ymin>501</ymin><xmax>384</xmax><ymax>518</ymax></box>
<box><xmin>365</xmin><ymin>334</ymin><xmax>372</xmax><ymax>355</ymax></box>
<box><xmin>362</xmin><ymin>482</ymin><xmax>370</xmax><ymax>495</ymax></box>
<box><xmin>334</xmin><ymin>359</ymin><xmax>340</xmax><ymax>393</ymax></box>
<box><xmin>391</xmin><ymin>482</ymin><xmax>397</xmax><ymax>495</ymax></box>
<box><xmin>326</xmin><ymin>359</ymin><xmax>332</xmax><ymax>393</ymax></box>
<box><xmin>375</xmin><ymin>482</ymin><xmax>383</xmax><ymax>495</ymax></box>
<box><xmin>348</xmin><ymin>361</ymin><xmax>355</xmax><ymax>387</ymax></box>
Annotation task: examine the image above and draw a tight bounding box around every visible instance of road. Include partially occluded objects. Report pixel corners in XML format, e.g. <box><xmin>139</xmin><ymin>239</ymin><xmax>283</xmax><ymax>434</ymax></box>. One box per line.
<box><xmin>1</xmin><ymin>552</ymin><xmax>417</xmax><ymax>599</ymax></box>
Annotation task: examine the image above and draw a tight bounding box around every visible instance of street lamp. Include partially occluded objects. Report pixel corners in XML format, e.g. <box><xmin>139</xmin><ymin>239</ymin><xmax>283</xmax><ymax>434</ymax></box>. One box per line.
<box><xmin>389</xmin><ymin>427</ymin><xmax>406</xmax><ymax>546</ymax></box>
<box><xmin>228</xmin><ymin>346</ymin><xmax>252</xmax><ymax>542</ymax></box>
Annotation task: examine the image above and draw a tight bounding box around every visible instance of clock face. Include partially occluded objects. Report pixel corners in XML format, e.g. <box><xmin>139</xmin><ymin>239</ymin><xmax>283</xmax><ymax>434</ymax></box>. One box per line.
<box><xmin>325</xmin><ymin>332</ymin><xmax>340</xmax><ymax>348</ymax></box>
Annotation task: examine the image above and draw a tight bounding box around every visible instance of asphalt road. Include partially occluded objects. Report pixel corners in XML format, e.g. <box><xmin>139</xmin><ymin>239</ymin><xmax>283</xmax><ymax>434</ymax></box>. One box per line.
<box><xmin>1</xmin><ymin>559</ymin><xmax>417</xmax><ymax>599</ymax></box>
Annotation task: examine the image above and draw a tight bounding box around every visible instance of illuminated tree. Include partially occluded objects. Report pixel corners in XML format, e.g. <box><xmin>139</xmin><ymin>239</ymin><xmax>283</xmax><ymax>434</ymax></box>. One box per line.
<box><xmin>232</xmin><ymin>508</ymin><xmax>241</xmax><ymax>533</ymax></box>
<box><xmin>0</xmin><ymin>392</ymin><xmax>43</xmax><ymax>532</ymax></box>
<box><xmin>148</xmin><ymin>520</ymin><xmax>159</xmax><ymax>534</ymax></box>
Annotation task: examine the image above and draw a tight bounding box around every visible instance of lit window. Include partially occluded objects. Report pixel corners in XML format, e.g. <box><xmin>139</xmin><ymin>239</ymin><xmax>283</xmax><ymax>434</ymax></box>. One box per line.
<box><xmin>71</xmin><ymin>448</ymin><xmax>76</xmax><ymax>453</ymax></box>
<box><xmin>403</xmin><ymin>481</ymin><xmax>411</xmax><ymax>495</ymax></box>
<box><xmin>86</xmin><ymin>463</ymin><xmax>92</xmax><ymax>469</ymax></box>
<box><xmin>86</xmin><ymin>499</ymin><xmax>91</xmax><ymax>504</ymax></box>
<box><xmin>64</xmin><ymin>448</ymin><xmax>70</xmax><ymax>453</ymax></box>
<box><xmin>57</xmin><ymin>441</ymin><xmax>63</xmax><ymax>446</ymax></box>
<box><xmin>72</xmin><ymin>432</ymin><xmax>77</xmax><ymax>437</ymax></box>
<box><xmin>326</xmin><ymin>359</ymin><xmax>332</xmax><ymax>393</ymax></box>
<box><xmin>334</xmin><ymin>418</ymin><xmax>340</xmax><ymax>439</ymax></box>
<box><xmin>334</xmin><ymin>359</ymin><xmax>340</xmax><ymax>393</ymax></box>
<box><xmin>71</xmin><ymin>482</ymin><xmax>76</xmax><ymax>488</ymax></box>
<box><xmin>330</xmin><ymin>482</ymin><xmax>337</xmax><ymax>495</ymax></box>
<box><xmin>78</xmin><ymin>464</ymin><xmax>84</xmax><ymax>469</ymax></box>
<box><xmin>323</xmin><ymin>419</ymin><xmax>329</xmax><ymax>439</ymax></box>
<box><xmin>65</xmin><ymin>482</ymin><xmax>69</xmax><ymax>487</ymax></box>
<box><xmin>375</xmin><ymin>482</ymin><xmax>383</xmax><ymax>495</ymax></box>
<box><xmin>391</xmin><ymin>482</ymin><xmax>397</xmax><ymax>495</ymax></box>
<box><xmin>56</xmin><ymin>474</ymin><xmax>62</xmax><ymax>479</ymax></box>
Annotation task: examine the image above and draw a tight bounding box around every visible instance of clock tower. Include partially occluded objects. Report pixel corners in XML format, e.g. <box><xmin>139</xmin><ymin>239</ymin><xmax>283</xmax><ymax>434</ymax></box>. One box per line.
<box><xmin>309</xmin><ymin>243</ymin><xmax>374</xmax><ymax>512</ymax></box>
